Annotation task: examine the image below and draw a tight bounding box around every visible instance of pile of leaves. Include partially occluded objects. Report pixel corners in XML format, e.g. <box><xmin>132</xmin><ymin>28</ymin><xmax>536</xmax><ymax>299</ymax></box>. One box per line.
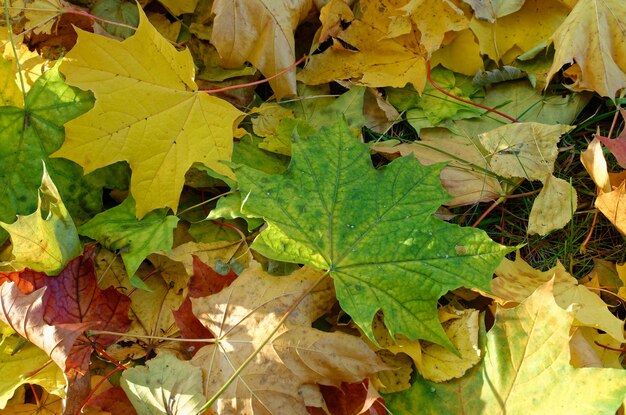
<box><xmin>0</xmin><ymin>0</ymin><xmax>625</xmax><ymax>414</ymax></box>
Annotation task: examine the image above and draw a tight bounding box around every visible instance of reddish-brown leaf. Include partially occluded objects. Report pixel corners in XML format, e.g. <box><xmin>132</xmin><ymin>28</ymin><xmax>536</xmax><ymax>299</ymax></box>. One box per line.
<box><xmin>172</xmin><ymin>296</ymin><xmax>214</xmax><ymax>355</ymax></box>
<box><xmin>0</xmin><ymin>245</ymin><xmax>132</xmax><ymax>373</ymax></box>
<box><xmin>307</xmin><ymin>380</ymin><xmax>386</xmax><ymax>415</ymax></box>
<box><xmin>84</xmin><ymin>386</ymin><xmax>137</xmax><ymax>415</ymax></box>
<box><xmin>189</xmin><ymin>255</ymin><xmax>238</xmax><ymax>298</ymax></box>
<box><xmin>0</xmin><ymin>282</ymin><xmax>87</xmax><ymax>372</ymax></box>
<box><xmin>597</xmin><ymin>109</ymin><xmax>626</xmax><ymax>169</ymax></box>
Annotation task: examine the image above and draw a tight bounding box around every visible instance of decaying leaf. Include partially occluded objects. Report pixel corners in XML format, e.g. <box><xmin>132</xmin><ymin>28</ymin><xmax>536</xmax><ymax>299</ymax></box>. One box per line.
<box><xmin>190</xmin><ymin>261</ymin><xmax>387</xmax><ymax>414</ymax></box>
<box><xmin>547</xmin><ymin>0</ymin><xmax>626</xmax><ymax>98</ymax></box>
<box><xmin>237</xmin><ymin>118</ymin><xmax>508</xmax><ymax>349</ymax></box>
<box><xmin>479</xmin><ymin>122</ymin><xmax>576</xmax><ymax>235</ymax></box>
<box><xmin>386</xmin><ymin>281</ymin><xmax>626</xmax><ymax>414</ymax></box>
<box><xmin>596</xmin><ymin>109</ymin><xmax>626</xmax><ymax>168</ymax></box>
<box><xmin>490</xmin><ymin>253</ymin><xmax>626</xmax><ymax>343</ymax></box>
<box><xmin>211</xmin><ymin>0</ymin><xmax>312</xmax><ymax>98</ymax></box>
<box><xmin>53</xmin><ymin>6</ymin><xmax>243</xmax><ymax>217</ymax></box>
<box><xmin>299</xmin><ymin>0</ymin><xmax>428</xmax><ymax>90</ymax></box>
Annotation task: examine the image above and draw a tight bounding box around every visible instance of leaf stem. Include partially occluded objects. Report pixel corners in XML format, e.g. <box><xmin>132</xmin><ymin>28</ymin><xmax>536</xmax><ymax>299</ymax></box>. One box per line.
<box><xmin>176</xmin><ymin>190</ymin><xmax>235</xmax><ymax>217</ymax></box>
<box><xmin>425</xmin><ymin>58</ymin><xmax>520</xmax><ymax>123</ymax></box>
<box><xmin>86</xmin><ymin>330</ymin><xmax>218</xmax><ymax>343</ymax></box>
<box><xmin>200</xmin><ymin>55</ymin><xmax>307</xmax><ymax>94</ymax></box>
<box><xmin>195</xmin><ymin>271</ymin><xmax>330</xmax><ymax>414</ymax></box>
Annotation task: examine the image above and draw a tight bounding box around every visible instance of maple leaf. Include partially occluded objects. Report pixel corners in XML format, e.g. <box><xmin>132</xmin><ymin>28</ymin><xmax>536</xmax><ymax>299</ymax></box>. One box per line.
<box><xmin>0</xmin><ymin>62</ymin><xmax>105</xmax><ymax>243</ymax></box>
<box><xmin>547</xmin><ymin>0</ymin><xmax>626</xmax><ymax>98</ymax></box>
<box><xmin>190</xmin><ymin>261</ymin><xmax>387</xmax><ymax>414</ymax></box>
<box><xmin>385</xmin><ymin>281</ymin><xmax>626</xmax><ymax>414</ymax></box>
<box><xmin>0</xmin><ymin>245</ymin><xmax>132</xmax><ymax>373</ymax></box>
<box><xmin>469</xmin><ymin>0</ymin><xmax>570</xmax><ymax>63</ymax></box>
<box><xmin>462</xmin><ymin>0</ymin><xmax>525</xmax><ymax>22</ymax></box>
<box><xmin>299</xmin><ymin>0</ymin><xmax>428</xmax><ymax>91</ymax></box>
<box><xmin>8</xmin><ymin>0</ymin><xmax>63</xmax><ymax>34</ymax></box>
<box><xmin>79</xmin><ymin>196</ymin><xmax>179</xmax><ymax>280</ymax></box>
<box><xmin>121</xmin><ymin>352</ymin><xmax>206</xmax><ymax>415</ymax></box>
<box><xmin>0</xmin><ymin>282</ymin><xmax>86</xmax><ymax>372</ymax></box>
<box><xmin>0</xmin><ymin>165</ymin><xmax>81</xmax><ymax>275</ymax></box>
<box><xmin>236</xmin><ymin>119</ymin><xmax>509</xmax><ymax>348</ymax></box>
<box><xmin>400</xmin><ymin>0</ymin><xmax>470</xmax><ymax>55</ymax></box>
<box><xmin>52</xmin><ymin>6</ymin><xmax>244</xmax><ymax>218</ymax></box>
<box><xmin>211</xmin><ymin>0</ymin><xmax>312</xmax><ymax>98</ymax></box>
<box><xmin>490</xmin><ymin>253</ymin><xmax>626</xmax><ymax>342</ymax></box>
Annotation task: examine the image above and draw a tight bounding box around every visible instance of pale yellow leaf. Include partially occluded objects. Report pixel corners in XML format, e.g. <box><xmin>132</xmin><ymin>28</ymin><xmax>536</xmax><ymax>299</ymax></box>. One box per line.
<box><xmin>491</xmin><ymin>254</ymin><xmax>626</xmax><ymax>342</ymax></box>
<box><xmin>418</xmin><ymin>307</ymin><xmax>481</xmax><ymax>383</ymax></box>
<box><xmin>479</xmin><ymin>122</ymin><xmax>574</xmax><ymax>181</ymax></box>
<box><xmin>527</xmin><ymin>174</ymin><xmax>577</xmax><ymax>235</ymax></box>
<box><xmin>10</xmin><ymin>0</ymin><xmax>63</xmax><ymax>34</ymax></box>
<box><xmin>596</xmin><ymin>181</ymin><xmax>626</xmax><ymax>236</ymax></box>
<box><xmin>547</xmin><ymin>0</ymin><xmax>626</xmax><ymax>98</ymax></box>
<box><xmin>211</xmin><ymin>0</ymin><xmax>313</xmax><ymax>99</ymax></box>
<box><xmin>0</xmin><ymin>55</ymin><xmax>22</xmax><ymax>107</ymax></box>
<box><xmin>146</xmin><ymin>11</ymin><xmax>181</xmax><ymax>42</ymax></box>
<box><xmin>578</xmin><ymin>327</ymin><xmax>624</xmax><ymax>369</ymax></box>
<box><xmin>581</xmin><ymin>137</ymin><xmax>612</xmax><ymax>192</ymax></box>
<box><xmin>168</xmin><ymin>240</ymin><xmax>251</xmax><ymax>275</ymax></box>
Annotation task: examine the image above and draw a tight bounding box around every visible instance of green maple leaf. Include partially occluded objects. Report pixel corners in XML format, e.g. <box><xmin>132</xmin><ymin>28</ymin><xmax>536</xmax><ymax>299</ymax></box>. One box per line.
<box><xmin>0</xmin><ymin>63</ymin><xmax>105</xmax><ymax>243</ymax></box>
<box><xmin>385</xmin><ymin>281</ymin><xmax>626</xmax><ymax>414</ymax></box>
<box><xmin>79</xmin><ymin>196</ymin><xmax>179</xmax><ymax>282</ymax></box>
<box><xmin>236</xmin><ymin>120</ymin><xmax>509</xmax><ymax>347</ymax></box>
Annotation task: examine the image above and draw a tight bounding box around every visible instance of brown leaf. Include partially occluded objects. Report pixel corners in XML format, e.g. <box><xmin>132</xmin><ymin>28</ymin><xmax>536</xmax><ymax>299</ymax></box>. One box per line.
<box><xmin>597</xmin><ymin>109</ymin><xmax>626</xmax><ymax>168</ymax></box>
<box><xmin>190</xmin><ymin>261</ymin><xmax>388</xmax><ymax>414</ymax></box>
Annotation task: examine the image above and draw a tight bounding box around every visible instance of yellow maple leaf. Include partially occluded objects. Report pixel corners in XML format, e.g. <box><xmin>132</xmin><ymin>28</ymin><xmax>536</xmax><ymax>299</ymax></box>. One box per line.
<box><xmin>489</xmin><ymin>253</ymin><xmax>626</xmax><ymax>343</ymax></box>
<box><xmin>401</xmin><ymin>0</ymin><xmax>470</xmax><ymax>55</ymax></box>
<box><xmin>469</xmin><ymin>0</ymin><xmax>570</xmax><ymax>63</ymax></box>
<box><xmin>299</xmin><ymin>0</ymin><xmax>427</xmax><ymax>91</ymax></box>
<box><xmin>8</xmin><ymin>0</ymin><xmax>63</xmax><ymax>34</ymax></box>
<box><xmin>190</xmin><ymin>261</ymin><xmax>388</xmax><ymax>414</ymax></box>
<box><xmin>211</xmin><ymin>0</ymin><xmax>313</xmax><ymax>99</ymax></box>
<box><xmin>547</xmin><ymin>0</ymin><xmax>626</xmax><ymax>98</ymax></box>
<box><xmin>52</xmin><ymin>7</ymin><xmax>243</xmax><ymax>218</ymax></box>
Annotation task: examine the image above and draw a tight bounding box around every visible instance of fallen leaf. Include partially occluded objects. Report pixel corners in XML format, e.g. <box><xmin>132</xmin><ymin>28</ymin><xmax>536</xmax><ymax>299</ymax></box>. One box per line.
<box><xmin>79</xmin><ymin>196</ymin><xmax>179</xmax><ymax>279</ymax></box>
<box><xmin>596</xmin><ymin>109</ymin><xmax>626</xmax><ymax>168</ymax></box>
<box><xmin>547</xmin><ymin>0</ymin><xmax>626</xmax><ymax>98</ymax></box>
<box><xmin>158</xmin><ymin>0</ymin><xmax>198</xmax><ymax>15</ymax></box>
<box><xmin>401</xmin><ymin>0</ymin><xmax>469</xmax><ymax>55</ymax></box>
<box><xmin>190</xmin><ymin>261</ymin><xmax>387</xmax><ymax>414</ymax></box>
<box><xmin>121</xmin><ymin>352</ymin><xmax>206</xmax><ymax>415</ymax></box>
<box><xmin>211</xmin><ymin>0</ymin><xmax>313</xmax><ymax>98</ymax></box>
<box><xmin>0</xmin><ymin>61</ymin><xmax>104</xmax><ymax>243</ymax></box>
<box><xmin>168</xmin><ymin>240</ymin><xmax>251</xmax><ymax>276</ymax></box>
<box><xmin>430</xmin><ymin>29</ymin><xmax>483</xmax><ymax>75</ymax></box>
<box><xmin>372</xmin><ymin>128</ymin><xmax>502</xmax><ymax>206</ymax></box>
<box><xmin>469</xmin><ymin>0</ymin><xmax>570</xmax><ymax>63</ymax></box>
<box><xmin>462</xmin><ymin>0</ymin><xmax>525</xmax><ymax>22</ymax></box>
<box><xmin>0</xmin><ymin>55</ymin><xmax>22</xmax><ymax>107</ymax></box>
<box><xmin>595</xmin><ymin>181</ymin><xmax>626</xmax><ymax>236</ymax></box>
<box><xmin>386</xmin><ymin>281</ymin><xmax>626</xmax><ymax>414</ymax></box>
<box><xmin>0</xmin><ymin>283</ymin><xmax>86</xmax><ymax>372</ymax></box>
<box><xmin>0</xmin><ymin>323</ymin><xmax>65</xmax><ymax>409</ymax></box>
<box><xmin>9</xmin><ymin>0</ymin><xmax>63</xmax><ymax>34</ymax></box>
<box><xmin>53</xmin><ymin>6</ymin><xmax>243</xmax><ymax>217</ymax></box>
<box><xmin>237</xmin><ymin>118</ymin><xmax>508</xmax><ymax>348</ymax></box>
<box><xmin>581</xmin><ymin>137</ymin><xmax>612</xmax><ymax>192</ymax></box>
<box><xmin>0</xmin><ymin>165</ymin><xmax>81</xmax><ymax>275</ymax></box>
<box><xmin>315</xmin><ymin>379</ymin><xmax>385</xmax><ymax>415</ymax></box>
<box><xmin>490</xmin><ymin>253</ymin><xmax>626</xmax><ymax>342</ymax></box>
<box><xmin>298</xmin><ymin>0</ymin><xmax>427</xmax><ymax>91</ymax></box>
<box><xmin>527</xmin><ymin>174</ymin><xmax>577</xmax><ymax>235</ymax></box>
<box><xmin>1</xmin><ymin>246</ymin><xmax>132</xmax><ymax>373</ymax></box>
